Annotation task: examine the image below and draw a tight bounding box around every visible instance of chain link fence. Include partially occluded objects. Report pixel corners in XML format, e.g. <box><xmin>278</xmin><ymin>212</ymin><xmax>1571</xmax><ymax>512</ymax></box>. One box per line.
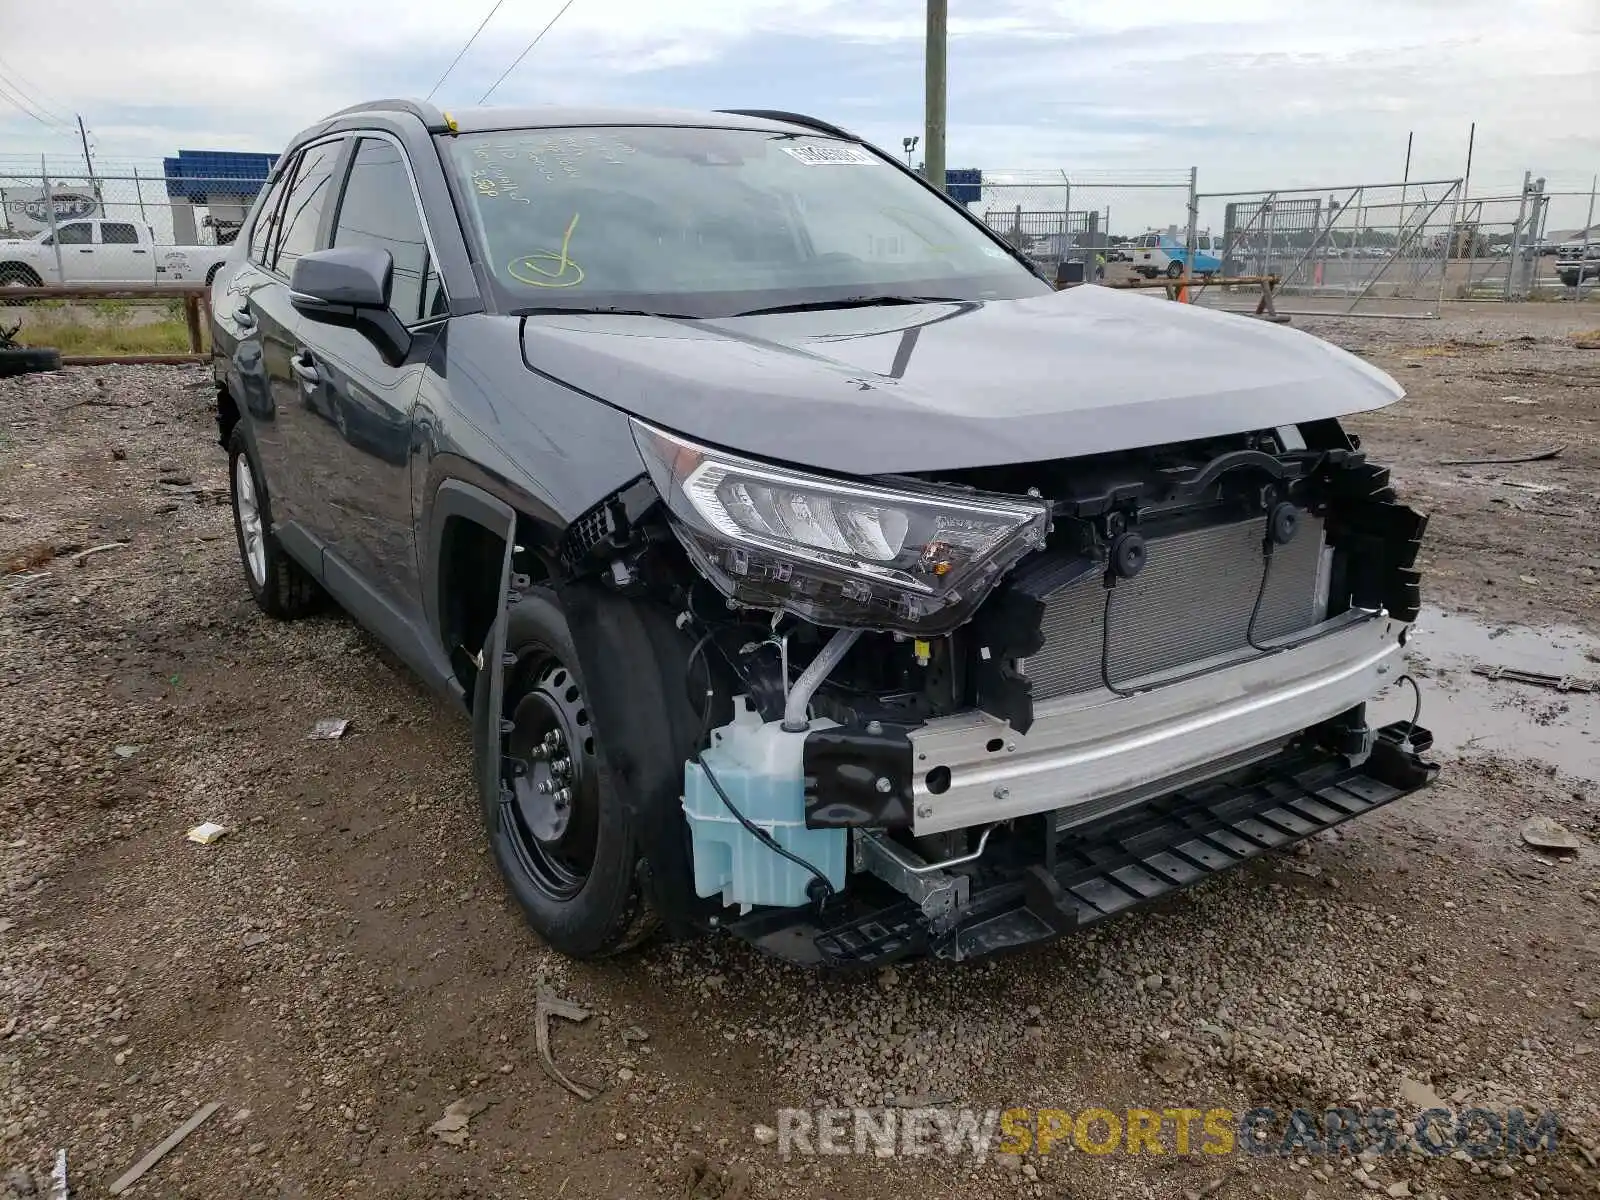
<box><xmin>1447</xmin><ymin>189</ymin><xmax>1597</xmax><ymax>301</ymax></box>
<box><xmin>966</xmin><ymin>169</ymin><xmax>1196</xmax><ymax>284</ymax></box>
<box><xmin>1181</xmin><ymin>180</ymin><xmax>1466</xmax><ymax>316</ymax></box>
<box><xmin>1</xmin><ymin>153</ymin><xmax>275</xmax><ymax>289</ymax></box>
<box><xmin>3</xmin><ymin>147</ymin><xmax>1593</xmax><ymax>311</ymax></box>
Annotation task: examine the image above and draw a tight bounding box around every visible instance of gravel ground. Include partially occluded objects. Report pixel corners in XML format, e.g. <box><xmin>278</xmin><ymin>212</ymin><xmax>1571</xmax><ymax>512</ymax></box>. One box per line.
<box><xmin>1</xmin><ymin>306</ymin><xmax>1597</xmax><ymax>1200</ymax></box>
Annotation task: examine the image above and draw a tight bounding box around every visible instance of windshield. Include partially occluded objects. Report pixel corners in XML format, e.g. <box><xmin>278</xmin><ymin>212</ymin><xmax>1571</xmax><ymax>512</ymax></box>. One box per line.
<box><xmin>444</xmin><ymin>126</ymin><xmax>1048</xmax><ymax>317</ymax></box>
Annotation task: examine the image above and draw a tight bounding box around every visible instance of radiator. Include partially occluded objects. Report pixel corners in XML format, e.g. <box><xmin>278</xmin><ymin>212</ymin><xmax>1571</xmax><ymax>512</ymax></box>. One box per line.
<box><xmin>1022</xmin><ymin>516</ymin><xmax>1326</xmax><ymax>700</ymax></box>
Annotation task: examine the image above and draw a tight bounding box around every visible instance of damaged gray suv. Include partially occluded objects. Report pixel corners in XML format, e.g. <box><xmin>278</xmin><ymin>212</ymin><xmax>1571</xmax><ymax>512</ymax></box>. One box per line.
<box><xmin>211</xmin><ymin>100</ymin><xmax>1437</xmax><ymax>965</ymax></box>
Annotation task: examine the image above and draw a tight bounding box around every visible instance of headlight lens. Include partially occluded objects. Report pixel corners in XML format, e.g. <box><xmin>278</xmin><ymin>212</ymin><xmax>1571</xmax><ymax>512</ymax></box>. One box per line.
<box><xmin>633</xmin><ymin>420</ymin><xmax>1050</xmax><ymax>634</ymax></box>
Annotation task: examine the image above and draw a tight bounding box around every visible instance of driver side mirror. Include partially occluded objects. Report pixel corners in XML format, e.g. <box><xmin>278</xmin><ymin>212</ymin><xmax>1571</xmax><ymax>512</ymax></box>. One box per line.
<box><xmin>290</xmin><ymin>247</ymin><xmax>411</xmax><ymax>366</ymax></box>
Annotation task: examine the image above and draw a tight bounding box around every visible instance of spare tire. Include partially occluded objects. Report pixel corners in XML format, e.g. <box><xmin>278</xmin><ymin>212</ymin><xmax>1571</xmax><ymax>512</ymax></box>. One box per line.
<box><xmin>0</xmin><ymin>346</ymin><xmax>61</xmax><ymax>377</ymax></box>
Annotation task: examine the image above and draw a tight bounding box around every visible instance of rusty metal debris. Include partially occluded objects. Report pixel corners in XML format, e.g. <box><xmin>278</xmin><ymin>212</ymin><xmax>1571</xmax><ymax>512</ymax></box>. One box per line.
<box><xmin>1439</xmin><ymin>445</ymin><xmax>1565</xmax><ymax>466</ymax></box>
<box><xmin>108</xmin><ymin>1100</ymin><xmax>219</xmax><ymax>1194</ymax></box>
<box><xmin>1471</xmin><ymin>664</ymin><xmax>1597</xmax><ymax>694</ymax></box>
<box><xmin>536</xmin><ymin>990</ymin><xmax>598</xmax><ymax>1101</ymax></box>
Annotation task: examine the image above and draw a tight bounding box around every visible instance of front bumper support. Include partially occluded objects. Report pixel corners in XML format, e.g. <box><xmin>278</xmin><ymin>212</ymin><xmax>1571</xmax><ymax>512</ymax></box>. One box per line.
<box><xmin>729</xmin><ymin>722</ymin><xmax>1436</xmax><ymax>966</ymax></box>
<box><xmin>907</xmin><ymin>612</ymin><xmax>1404</xmax><ymax>836</ymax></box>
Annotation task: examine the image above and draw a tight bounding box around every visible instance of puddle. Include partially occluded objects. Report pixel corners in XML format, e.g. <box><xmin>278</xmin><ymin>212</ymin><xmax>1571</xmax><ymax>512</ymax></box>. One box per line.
<box><xmin>1369</xmin><ymin>607</ymin><xmax>1600</xmax><ymax>783</ymax></box>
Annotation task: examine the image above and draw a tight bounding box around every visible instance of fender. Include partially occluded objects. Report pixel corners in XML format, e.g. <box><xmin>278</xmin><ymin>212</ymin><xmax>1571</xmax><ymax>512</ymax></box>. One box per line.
<box><xmin>555</xmin><ymin>579</ymin><xmax>713</xmax><ymax>939</ymax></box>
<box><xmin>416</xmin><ymin>461</ymin><xmax>563</xmax><ymax>665</ymax></box>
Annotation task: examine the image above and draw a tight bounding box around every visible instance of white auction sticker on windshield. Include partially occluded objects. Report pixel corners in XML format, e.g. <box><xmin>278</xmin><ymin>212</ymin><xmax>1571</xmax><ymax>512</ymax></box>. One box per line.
<box><xmin>781</xmin><ymin>144</ymin><xmax>879</xmax><ymax>166</ymax></box>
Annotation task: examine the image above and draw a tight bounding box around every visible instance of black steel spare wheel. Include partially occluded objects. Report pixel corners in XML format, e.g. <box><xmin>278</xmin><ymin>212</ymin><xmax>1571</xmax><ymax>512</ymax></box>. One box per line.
<box><xmin>475</xmin><ymin>587</ymin><xmax>657</xmax><ymax>959</ymax></box>
<box><xmin>504</xmin><ymin>652</ymin><xmax>599</xmax><ymax>900</ymax></box>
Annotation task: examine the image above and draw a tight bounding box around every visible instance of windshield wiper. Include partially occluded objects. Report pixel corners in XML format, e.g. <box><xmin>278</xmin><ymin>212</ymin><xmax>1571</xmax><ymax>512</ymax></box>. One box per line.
<box><xmin>727</xmin><ymin>295</ymin><xmax>965</xmax><ymax>318</ymax></box>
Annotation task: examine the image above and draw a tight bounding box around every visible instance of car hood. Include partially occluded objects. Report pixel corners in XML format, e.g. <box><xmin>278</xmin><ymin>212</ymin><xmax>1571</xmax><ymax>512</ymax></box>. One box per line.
<box><xmin>518</xmin><ymin>286</ymin><xmax>1403</xmax><ymax>475</ymax></box>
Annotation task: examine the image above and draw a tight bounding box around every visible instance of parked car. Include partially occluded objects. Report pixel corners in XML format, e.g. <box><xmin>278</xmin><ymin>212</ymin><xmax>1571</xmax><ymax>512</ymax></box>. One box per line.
<box><xmin>0</xmin><ymin>219</ymin><xmax>229</xmax><ymax>287</ymax></box>
<box><xmin>212</xmin><ymin>100</ymin><xmax>1437</xmax><ymax>966</ymax></box>
<box><xmin>1556</xmin><ymin>244</ymin><xmax>1599</xmax><ymax>287</ymax></box>
<box><xmin>1129</xmin><ymin>232</ymin><xmax>1235</xmax><ymax>278</ymax></box>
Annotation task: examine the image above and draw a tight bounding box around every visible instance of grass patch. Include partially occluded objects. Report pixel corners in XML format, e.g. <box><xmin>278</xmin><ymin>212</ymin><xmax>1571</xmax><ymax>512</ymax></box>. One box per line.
<box><xmin>11</xmin><ymin>314</ymin><xmax>203</xmax><ymax>355</ymax></box>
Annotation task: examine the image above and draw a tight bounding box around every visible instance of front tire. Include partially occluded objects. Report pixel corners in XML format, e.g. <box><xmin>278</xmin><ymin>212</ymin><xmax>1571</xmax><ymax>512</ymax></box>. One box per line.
<box><xmin>1166</xmin><ymin>260</ymin><xmax>1186</xmax><ymax>279</ymax></box>
<box><xmin>227</xmin><ymin>428</ymin><xmax>322</xmax><ymax>619</ymax></box>
<box><xmin>0</xmin><ymin>264</ymin><xmax>43</xmax><ymax>288</ymax></box>
<box><xmin>476</xmin><ymin>589</ymin><xmax>657</xmax><ymax>959</ymax></box>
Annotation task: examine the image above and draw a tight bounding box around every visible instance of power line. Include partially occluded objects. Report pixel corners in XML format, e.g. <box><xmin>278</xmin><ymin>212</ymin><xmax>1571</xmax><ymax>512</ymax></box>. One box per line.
<box><xmin>480</xmin><ymin>0</ymin><xmax>577</xmax><ymax>104</ymax></box>
<box><xmin>425</xmin><ymin>0</ymin><xmax>509</xmax><ymax>102</ymax></box>
<box><xmin>0</xmin><ymin>72</ymin><xmax>71</xmax><ymax>131</ymax></box>
<box><xmin>0</xmin><ymin>68</ymin><xmax>70</xmax><ymax>130</ymax></box>
<box><xmin>0</xmin><ymin>57</ymin><xmax>72</xmax><ymax>125</ymax></box>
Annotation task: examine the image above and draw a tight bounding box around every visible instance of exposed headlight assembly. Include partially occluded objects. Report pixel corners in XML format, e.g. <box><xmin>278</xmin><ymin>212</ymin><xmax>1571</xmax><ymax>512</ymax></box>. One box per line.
<box><xmin>632</xmin><ymin>420</ymin><xmax>1050</xmax><ymax>634</ymax></box>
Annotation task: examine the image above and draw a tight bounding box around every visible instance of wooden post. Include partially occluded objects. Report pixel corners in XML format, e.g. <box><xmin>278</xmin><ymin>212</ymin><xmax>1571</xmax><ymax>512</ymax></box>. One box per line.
<box><xmin>183</xmin><ymin>294</ymin><xmax>203</xmax><ymax>354</ymax></box>
<box><xmin>197</xmin><ymin>291</ymin><xmax>213</xmax><ymax>352</ymax></box>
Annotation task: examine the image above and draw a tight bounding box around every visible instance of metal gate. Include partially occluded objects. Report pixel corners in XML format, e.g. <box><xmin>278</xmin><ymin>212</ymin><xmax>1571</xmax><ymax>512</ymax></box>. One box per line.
<box><xmin>1189</xmin><ymin>179</ymin><xmax>1465</xmax><ymax>317</ymax></box>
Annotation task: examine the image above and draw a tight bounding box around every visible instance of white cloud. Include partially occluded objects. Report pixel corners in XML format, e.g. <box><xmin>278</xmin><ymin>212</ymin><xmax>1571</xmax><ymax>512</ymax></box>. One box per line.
<box><xmin>0</xmin><ymin>0</ymin><xmax>1595</xmax><ymax>227</ymax></box>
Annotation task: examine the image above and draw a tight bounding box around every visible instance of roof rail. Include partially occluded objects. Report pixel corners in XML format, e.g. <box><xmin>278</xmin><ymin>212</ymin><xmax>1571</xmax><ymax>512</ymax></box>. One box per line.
<box><xmin>716</xmin><ymin>109</ymin><xmax>858</xmax><ymax>141</ymax></box>
<box><xmin>324</xmin><ymin>98</ymin><xmax>455</xmax><ymax>134</ymax></box>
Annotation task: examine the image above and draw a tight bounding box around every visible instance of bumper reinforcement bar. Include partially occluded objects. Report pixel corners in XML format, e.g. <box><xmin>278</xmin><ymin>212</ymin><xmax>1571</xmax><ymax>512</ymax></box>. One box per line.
<box><xmin>791</xmin><ymin>721</ymin><xmax>1436</xmax><ymax>966</ymax></box>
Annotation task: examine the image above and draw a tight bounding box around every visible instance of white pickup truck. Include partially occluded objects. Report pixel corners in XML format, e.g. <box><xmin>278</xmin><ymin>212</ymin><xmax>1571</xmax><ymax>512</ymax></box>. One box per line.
<box><xmin>0</xmin><ymin>219</ymin><xmax>229</xmax><ymax>288</ymax></box>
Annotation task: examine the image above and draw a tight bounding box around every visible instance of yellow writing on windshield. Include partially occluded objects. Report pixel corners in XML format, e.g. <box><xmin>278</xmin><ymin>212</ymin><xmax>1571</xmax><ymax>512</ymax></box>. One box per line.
<box><xmin>507</xmin><ymin>212</ymin><xmax>585</xmax><ymax>289</ymax></box>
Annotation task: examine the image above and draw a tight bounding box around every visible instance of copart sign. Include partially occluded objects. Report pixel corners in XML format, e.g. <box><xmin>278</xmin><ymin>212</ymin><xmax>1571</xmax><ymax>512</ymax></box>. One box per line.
<box><xmin>0</xmin><ymin>187</ymin><xmax>102</xmax><ymax>235</ymax></box>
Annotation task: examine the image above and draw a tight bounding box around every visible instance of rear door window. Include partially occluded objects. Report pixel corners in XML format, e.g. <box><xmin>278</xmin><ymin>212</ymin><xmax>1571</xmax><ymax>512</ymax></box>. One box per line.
<box><xmin>101</xmin><ymin>222</ymin><xmax>139</xmax><ymax>245</ymax></box>
<box><xmin>248</xmin><ymin>170</ymin><xmax>291</xmax><ymax>265</ymax></box>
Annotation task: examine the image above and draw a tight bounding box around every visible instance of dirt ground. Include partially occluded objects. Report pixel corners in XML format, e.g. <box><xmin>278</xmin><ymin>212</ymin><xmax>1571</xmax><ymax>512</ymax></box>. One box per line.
<box><xmin>1</xmin><ymin>305</ymin><xmax>1597</xmax><ymax>1200</ymax></box>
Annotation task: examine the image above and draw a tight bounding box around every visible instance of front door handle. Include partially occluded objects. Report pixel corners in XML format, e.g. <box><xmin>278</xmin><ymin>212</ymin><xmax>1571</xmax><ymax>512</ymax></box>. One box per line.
<box><xmin>132</xmin><ymin>248</ymin><xmax>148</xmax><ymax>255</ymax></box>
<box><xmin>77</xmin><ymin>248</ymin><xmax>93</xmax><ymax>253</ymax></box>
<box><xmin>289</xmin><ymin>353</ymin><xmax>320</xmax><ymax>385</ymax></box>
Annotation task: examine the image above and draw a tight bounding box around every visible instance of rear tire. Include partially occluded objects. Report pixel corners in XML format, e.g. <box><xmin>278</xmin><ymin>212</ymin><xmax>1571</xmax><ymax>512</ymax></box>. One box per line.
<box><xmin>227</xmin><ymin>428</ymin><xmax>322</xmax><ymax>619</ymax></box>
<box><xmin>476</xmin><ymin>589</ymin><xmax>658</xmax><ymax>959</ymax></box>
<box><xmin>0</xmin><ymin>346</ymin><xmax>60</xmax><ymax>377</ymax></box>
<box><xmin>206</xmin><ymin>263</ymin><xmax>223</xmax><ymax>287</ymax></box>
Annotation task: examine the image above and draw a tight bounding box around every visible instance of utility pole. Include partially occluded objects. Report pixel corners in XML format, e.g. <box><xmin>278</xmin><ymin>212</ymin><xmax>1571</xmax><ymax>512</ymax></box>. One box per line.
<box><xmin>1399</xmin><ymin>130</ymin><xmax>1412</xmax><ymax>219</ymax></box>
<box><xmin>76</xmin><ymin>114</ymin><xmax>100</xmax><ymax>199</ymax></box>
<box><xmin>924</xmin><ymin>0</ymin><xmax>946</xmax><ymax>192</ymax></box>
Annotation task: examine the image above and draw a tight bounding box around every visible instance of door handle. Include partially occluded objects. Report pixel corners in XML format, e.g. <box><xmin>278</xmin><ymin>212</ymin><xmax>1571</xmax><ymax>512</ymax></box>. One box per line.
<box><xmin>289</xmin><ymin>353</ymin><xmax>320</xmax><ymax>385</ymax></box>
<box><xmin>233</xmin><ymin>304</ymin><xmax>256</xmax><ymax>329</ymax></box>
<box><xmin>77</xmin><ymin>248</ymin><xmax>93</xmax><ymax>253</ymax></box>
<box><xmin>132</xmin><ymin>249</ymin><xmax>148</xmax><ymax>255</ymax></box>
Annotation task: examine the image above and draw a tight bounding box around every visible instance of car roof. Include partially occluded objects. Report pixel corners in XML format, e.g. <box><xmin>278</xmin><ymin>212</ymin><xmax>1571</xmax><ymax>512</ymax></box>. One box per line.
<box><xmin>285</xmin><ymin>99</ymin><xmax>849</xmax><ymax>153</ymax></box>
<box><xmin>444</xmin><ymin>105</ymin><xmax>825</xmax><ymax>135</ymax></box>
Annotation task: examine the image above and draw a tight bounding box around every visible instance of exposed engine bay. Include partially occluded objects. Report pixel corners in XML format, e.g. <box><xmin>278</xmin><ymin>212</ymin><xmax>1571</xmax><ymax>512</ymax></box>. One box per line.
<box><xmin>555</xmin><ymin>415</ymin><xmax>1437</xmax><ymax>964</ymax></box>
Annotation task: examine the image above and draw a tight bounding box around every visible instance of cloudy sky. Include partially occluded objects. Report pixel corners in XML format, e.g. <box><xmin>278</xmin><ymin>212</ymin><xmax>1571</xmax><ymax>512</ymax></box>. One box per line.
<box><xmin>1</xmin><ymin>0</ymin><xmax>1597</xmax><ymax>228</ymax></box>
